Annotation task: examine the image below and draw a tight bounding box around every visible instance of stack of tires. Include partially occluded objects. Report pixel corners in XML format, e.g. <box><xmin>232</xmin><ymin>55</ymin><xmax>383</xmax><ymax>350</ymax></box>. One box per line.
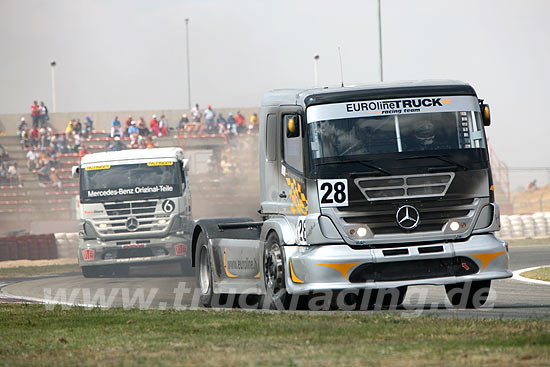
<box><xmin>498</xmin><ymin>215</ymin><xmax>512</xmax><ymax>238</ymax></box>
<box><xmin>54</xmin><ymin>233</ymin><xmax>79</xmax><ymax>259</ymax></box>
<box><xmin>533</xmin><ymin>212</ymin><xmax>548</xmax><ymax>237</ymax></box>
<box><xmin>521</xmin><ymin>215</ymin><xmax>536</xmax><ymax>238</ymax></box>
<box><xmin>509</xmin><ymin>215</ymin><xmax>524</xmax><ymax>238</ymax></box>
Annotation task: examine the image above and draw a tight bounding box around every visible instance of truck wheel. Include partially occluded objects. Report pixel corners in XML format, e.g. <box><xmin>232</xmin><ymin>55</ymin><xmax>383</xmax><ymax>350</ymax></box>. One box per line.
<box><xmin>445</xmin><ymin>280</ymin><xmax>491</xmax><ymax>309</ymax></box>
<box><xmin>263</xmin><ymin>232</ymin><xmax>291</xmax><ymax>310</ymax></box>
<box><xmin>81</xmin><ymin>266</ymin><xmax>101</xmax><ymax>278</ymax></box>
<box><xmin>180</xmin><ymin>259</ymin><xmax>195</xmax><ymax>277</ymax></box>
<box><xmin>195</xmin><ymin>232</ymin><xmax>213</xmax><ymax>307</ymax></box>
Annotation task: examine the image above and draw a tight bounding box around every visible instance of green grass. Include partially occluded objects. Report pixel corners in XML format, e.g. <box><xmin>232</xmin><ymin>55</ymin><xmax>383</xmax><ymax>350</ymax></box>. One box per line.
<box><xmin>522</xmin><ymin>267</ymin><xmax>550</xmax><ymax>282</ymax></box>
<box><xmin>0</xmin><ymin>264</ymin><xmax>81</xmax><ymax>278</ymax></box>
<box><xmin>0</xmin><ymin>305</ymin><xmax>548</xmax><ymax>366</ymax></box>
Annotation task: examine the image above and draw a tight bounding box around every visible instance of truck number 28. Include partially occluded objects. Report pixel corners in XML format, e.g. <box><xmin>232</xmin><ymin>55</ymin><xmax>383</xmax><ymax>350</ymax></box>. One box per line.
<box><xmin>318</xmin><ymin>179</ymin><xmax>348</xmax><ymax>207</ymax></box>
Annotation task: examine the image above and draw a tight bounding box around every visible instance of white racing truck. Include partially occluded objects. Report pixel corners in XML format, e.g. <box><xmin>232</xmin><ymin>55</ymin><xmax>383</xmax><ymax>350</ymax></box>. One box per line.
<box><xmin>191</xmin><ymin>81</ymin><xmax>512</xmax><ymax>309</ymax></box>
<box><xmin>73</xmin><ymin>148</ymin><xmax>193</xmax><ymax>277</ymax></box>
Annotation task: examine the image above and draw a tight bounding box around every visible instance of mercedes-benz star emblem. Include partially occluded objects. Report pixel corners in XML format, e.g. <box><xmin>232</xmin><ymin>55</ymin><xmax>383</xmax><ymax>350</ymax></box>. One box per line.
<box><xmin>396</xmin><ymin>205</ymin><xmax>420</xmax><ymax>230</ymax></box>
<box><xmin>126</xmin><ymin>217</ymin><xmax>139</xmax><ymax>231</ymax></box>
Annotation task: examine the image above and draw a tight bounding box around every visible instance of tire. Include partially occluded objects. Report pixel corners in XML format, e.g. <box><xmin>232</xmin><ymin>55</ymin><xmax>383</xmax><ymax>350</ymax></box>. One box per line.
<box><xmin>81</xmin><ymin>266</ymin><xmax>101</xmax><ymax>278</ymax></box>
<box><xmin>445</xmin><ymin>280</ymin><xmax>491</xmax><ymax>309</ymax></box>
<box><xmin>263</xmin><ymin>232</ymin><xmax>292</xmax><ymax>310</ymax></box>
<box><xmin>195</xmin><ymin>232</ymin><xmax>214</xmax><ymax>307</ymax></box>
<box><xmin>180</xmin><ymin>258</ymin><xmax>195</xmax><ymax>277</ymax></box>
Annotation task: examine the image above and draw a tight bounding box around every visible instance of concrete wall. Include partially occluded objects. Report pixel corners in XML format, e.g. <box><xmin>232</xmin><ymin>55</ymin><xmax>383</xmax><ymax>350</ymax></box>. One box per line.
<box><xmin>0</xmin><ymin>107</ymin><xmax>259</xmax><ymax>135</ymax></box>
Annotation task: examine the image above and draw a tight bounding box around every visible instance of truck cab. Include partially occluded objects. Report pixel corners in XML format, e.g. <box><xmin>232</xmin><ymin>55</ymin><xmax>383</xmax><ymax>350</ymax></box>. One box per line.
<box><xmin>192</xmin><ymin>81</ymin><xmax>511</xmax><ymax>309</ymax></box>
<box><xmin>73</xmin><ymin>147</ymin><xmax>193</xmax><ymax>277</ymax></box>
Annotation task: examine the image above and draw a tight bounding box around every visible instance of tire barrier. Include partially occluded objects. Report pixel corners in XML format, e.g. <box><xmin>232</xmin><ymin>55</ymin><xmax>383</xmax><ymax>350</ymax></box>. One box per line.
<box><xmin>498</xmin><ymin>212</ymin><xmax>550</xmax><ymax>239</ymax></box>
<box><xmin>0</xmin><ymin>234</ymin><xmax>58</xmax><ymax>262</ymax></box>
<box><xmin>54</xmin><ymin>233</ymin><xmax>79</xmax><ymax>259</ymax></box>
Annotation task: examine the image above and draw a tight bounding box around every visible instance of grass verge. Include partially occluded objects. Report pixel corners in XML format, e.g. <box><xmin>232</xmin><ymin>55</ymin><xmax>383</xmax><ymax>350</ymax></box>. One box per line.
<box><xmin>0</xmin><ymin>305</ymin><xmax>549</xmax><ymax>367</ymax></box>
<box><xmin>0</xmin><ymin>264</ymin><xmax>81</xmax><ymax>278</ymax></box>
<box><xmin>521</xmin><ymin>267</ymin><xmax>550</xmax><ymax>282</ymax></box>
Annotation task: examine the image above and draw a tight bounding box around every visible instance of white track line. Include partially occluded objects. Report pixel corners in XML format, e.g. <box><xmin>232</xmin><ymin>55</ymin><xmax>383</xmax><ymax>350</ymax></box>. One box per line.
<box><xmin>512</xmin><ymin>265</ymin><xmax>550</xmax><ymax>286</ymax></box>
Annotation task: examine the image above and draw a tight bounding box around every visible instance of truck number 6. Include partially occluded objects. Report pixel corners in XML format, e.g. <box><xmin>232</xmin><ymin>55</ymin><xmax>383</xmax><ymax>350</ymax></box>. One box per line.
<box><xmin>162</xmin><ymin>199</ymin><xmax>175</xmax><ymax>213</ymax></box>
<box><xmin>318</xmin><ymin>179</ymin><xmax>348</xmax><ymax>207</ymax></box>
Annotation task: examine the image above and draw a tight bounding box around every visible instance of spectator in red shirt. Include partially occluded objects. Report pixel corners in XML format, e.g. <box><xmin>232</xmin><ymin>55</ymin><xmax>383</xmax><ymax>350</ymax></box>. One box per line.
<box><xmin>29</xmin><ymin>127</ymin><xmax>40</xmax><ymax>147</ymax></box>
<box><xmin>31</xmin><ymin>101</ymin><xmax>40</xmax><ymax>128</ymax></box>
<box><xmin>235</xmin><ymin>111</ymin><xmax>246</xmax><ymax>134</ymax></box>
<box><xmin>150</xmin><ymin>115</ymin><xmax>160</xmax><ymax>136</ymax></box>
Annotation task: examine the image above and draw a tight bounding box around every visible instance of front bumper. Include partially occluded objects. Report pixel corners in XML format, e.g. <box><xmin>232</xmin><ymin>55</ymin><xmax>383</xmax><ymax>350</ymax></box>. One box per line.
<box><xmin>78</xmin><ymin>233</ymin><xmax>191</xmax><ymax>267</ymax></box>
<box><xmin>284</xmin><ymin>233</ymin><xmax>511</xmax><ymax>294</ymax></box>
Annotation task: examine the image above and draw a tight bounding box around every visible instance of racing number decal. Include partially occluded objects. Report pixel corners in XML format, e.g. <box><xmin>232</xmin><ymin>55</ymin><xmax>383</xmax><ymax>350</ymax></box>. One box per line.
<box><xmin>296</xmin><ymin>216</ymin><xmax>307</xmax><ymax>244</ymax></box>
<box><xmin>318</xmin><ymin>179</ymin><xmax>348</xmax><ymax>207</ymax></box>
<box><xmin>162</xmin><ymin>199</ymin><xmax>175</xmax><ymax>213</ymax></box>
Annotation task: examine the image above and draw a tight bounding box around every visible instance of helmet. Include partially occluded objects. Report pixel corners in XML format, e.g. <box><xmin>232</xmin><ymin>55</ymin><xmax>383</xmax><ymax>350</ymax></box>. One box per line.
<box><xmin>414</xmin><ymin>122</ymin><xmax>435</xmax><ymax>145</ymax></box>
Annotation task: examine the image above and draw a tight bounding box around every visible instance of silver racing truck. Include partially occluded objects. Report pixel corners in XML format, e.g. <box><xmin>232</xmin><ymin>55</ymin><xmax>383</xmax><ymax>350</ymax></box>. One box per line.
<box><xmin>191</xmin><ymin>81</ymin><xmax>512</xmax><ymax>309</ymax></box>
<box><xmin>73</xmin><ymin>148</ymin><xmax>193</xmax><ymax>277</ymax></box>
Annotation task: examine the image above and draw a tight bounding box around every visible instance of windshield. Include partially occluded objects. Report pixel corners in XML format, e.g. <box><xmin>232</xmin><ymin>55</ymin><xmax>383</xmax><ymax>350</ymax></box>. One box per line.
<box><xmin>80</xmin><ymin>161</ymin><xmax>181</xmax><ymax>203</ymax></box>
<box><xmin>309</xmin><ymin>111</ymin><xmax>486</xmax><ymax>159</ymax></box>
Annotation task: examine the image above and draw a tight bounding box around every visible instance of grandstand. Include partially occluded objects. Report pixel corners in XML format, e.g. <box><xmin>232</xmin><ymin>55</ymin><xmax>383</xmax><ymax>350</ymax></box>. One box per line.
<box><xmin>0</xmin><ymin>126</ymin><xmax>260</xmax><ymax>235</ymax></box>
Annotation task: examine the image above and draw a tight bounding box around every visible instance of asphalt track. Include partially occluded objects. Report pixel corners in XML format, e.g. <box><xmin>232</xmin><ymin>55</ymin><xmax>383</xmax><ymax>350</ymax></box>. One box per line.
<box><xmin>1</xmin><ymin>245</ymin><xmax>549</xmax><ymax>319</ymax></box>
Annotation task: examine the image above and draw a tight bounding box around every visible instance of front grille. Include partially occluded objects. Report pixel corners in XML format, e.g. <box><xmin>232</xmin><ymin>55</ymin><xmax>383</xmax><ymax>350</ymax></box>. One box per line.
<box><xmin>92</xmin><ymin>200</ymin><xmax>171</xmax><ymax>236</ymax></box>
<box><xmin>355</xmin><ymin>173</ymin><xmax>454</xmax><ymax>201</ymax></box>
<box><xmin>337</xmin><ymin>198</ymin><xmax>475</xmax><ymax>235</ymax></box>
<box><xmin>348</xmin><ymin>256</ymin><xmax>479</xmax><ymax>282</ymax></box>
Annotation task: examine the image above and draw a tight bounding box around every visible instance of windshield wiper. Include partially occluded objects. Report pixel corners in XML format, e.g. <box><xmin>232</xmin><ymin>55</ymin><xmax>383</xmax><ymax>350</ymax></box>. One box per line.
<box><xmin>315</xmin><ymin>160</ymin><xmax>391</xmax><ymax>176</ymax></box>
<box><xmin>397</xmin><ymin>155</ymin><xmax>468</xmax><ymax>171</ymax></box>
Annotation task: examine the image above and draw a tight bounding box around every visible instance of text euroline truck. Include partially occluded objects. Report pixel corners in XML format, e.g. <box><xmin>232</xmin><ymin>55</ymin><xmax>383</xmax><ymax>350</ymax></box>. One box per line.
<box><xmin>191</xmin><ymin>81</ymin><xmax>512</xmax><ymax>309</ymax></box>
<box><xmin>73</xmin><ymin>148</ymin><xmax>193</xmax><ymax>277</ymax></box>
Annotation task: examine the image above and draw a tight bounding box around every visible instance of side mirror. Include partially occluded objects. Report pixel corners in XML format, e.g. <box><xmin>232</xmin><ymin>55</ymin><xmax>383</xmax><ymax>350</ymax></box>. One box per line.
<box><xmin>182</xmin><ymin>159</ymin><xmax>190</xmax><ymax>172</ymax></box>
<box><xmin>285</xmin><ymin>114</ymin><xmax>300</xmax><ymax>138</ymax></box>
<box><xmin>480</xmin><ymin>102</ymin><xmax>491</xmax><ymax>126</ymax></box>
<box><xmin>71</xmin><ymin>166</ymin><xmax>80</xmax><ymax>178</ymax></box>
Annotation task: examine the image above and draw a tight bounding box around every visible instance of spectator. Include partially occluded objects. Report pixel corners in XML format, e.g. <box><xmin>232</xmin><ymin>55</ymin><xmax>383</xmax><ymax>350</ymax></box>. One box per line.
<box><xmin>39</xmin><ymin>127</ymin><xmax>48</xmax><ymax>148</ymax></box>
<box><xmin>112</xmin><ymin>136</ymin><xmax>126</xmax><ymax>151</ymax></box>
<box><xmin>83</xmin><ymin>116</ymin><xmax>94</xmax><ymax>138</ymax></box>
<box><xmin>20</xmin><ymin>127</ymin><xmax>30</xmax><ymax>149</ymax></box>
<box><xmin>0</xmin><ymin>144</ymin><xmax>9</xmax><ymax>160</ymax></box>
<box><xmin>150</xmin><ymin>115</ymin><xmax>160</xmax><ymax>136</ymax></box>
<box><xmin>235</xmin><ymin>111</ymin><xmax>246</xmax><ymax>133</ymax></box>
<box><xmin>128</xmin><ymin>120</ymin><xmax>139</xmax><ymax>135</ymax></box>
<box><xmin>73</xmin><ymin>133</ymin><xmax>82</xmax><ymax>152</ymax></box>
<box><xmin>226</xmin><ymin>112</ymin><xmax>238</xmax><ymax>149</ymax></box>
<box><xmin>178</xmin><ymin>114</ymin><xmax>189</xmax><ymax>130</ymax></box>
<box><xmin>191</xmin><ymin>103</ymin><xmax>201</xmax><ymax>123</ymax></box>
<box><xmin>0</xmin><ymin>161</ymin><xmax>8</xmax><ymax>185</ymax></box>
<box><xmin>65</xmin><ymin>119</ymin><xmax>75</xmax><ymax>140</ymax></box>
<box><xmin>124</xmin><ymin>116</ymin><xmax>133</xmax><ymax>136</ymax></box>
<box><xmin>216</xmin><ymin>113</ymin><xmax>226</xmax><ymax>134</ymax></box>
<box><xmin>159</xmin><ymin>115</ymin><xmax>169</xmax><ymax>136</ymax></box>
<box><xmin>39</xmin><ymin>101</ymin><xmax>49</xmax><ymax>128</ymax></box>
<box><xmin>249</xmin><ymin>112</ymin><xmax>259</xmax><ymax>132</ymax></box>
<box><xmin>137</xmin><ymin>117</ymin><xmax>150</xmax><ymax>136</ymax></box>
<box><xmin>49</xmin><ymin>167</ymin><xmax>62</xmax><ymax>190</ymax></box>
<box><xmin>31</xmin><ymin>100</ymin><xmax>40</xmax><ymax>128</ymax></box>
<box><xmin>145</xmin><ymin>136</ymin><xmax>155</xmax><ymax>149</ymax></box>
<box><xmin>26</xmin><ymin>147</ymin><xmax>39</xmax><ymax>171</ymax></box>
<box><xmin>73</xmin><ymin>119</ymin><xmax>82</xmax><ymax>135</ymax></box>
<box><xmin>111</xmin><ymin>116</ymin><xmax>123</xmax><ymax>137</ymax></box>
<box><xmin>30</xmin><ymin>126</ymin><xmax>40</xmax><ymax>147</ymax></box>
<box><xmin>7</xmin><ymin>161</ymin><xmax>22</xmax><ymax>186</ymax></box>
<box><xmin>78</xmin><ymin>147</ymin><xmax>90</xmax><ymax>161</ymax></box>
<box><xmin>18</xmin><ymin>117</ymin><xmax>28</xmax><ymax>140</ymax></box>
<box><xmin>204</xmin><ymin>105</ymin><xmax>216</xmax><ymax>133</ymax></box>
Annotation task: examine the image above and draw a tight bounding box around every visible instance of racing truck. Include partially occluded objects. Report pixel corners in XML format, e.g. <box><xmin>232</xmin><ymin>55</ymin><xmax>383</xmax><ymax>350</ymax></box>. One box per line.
<box><xmin>73</xmin><ymin>148</ymin><xmax>193</xmax><ymax>277</ymax></box>
<box><xmin>191</xmin><ymin>80</ymin><xmax>512</xmax><ymax>309</ymax></box>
